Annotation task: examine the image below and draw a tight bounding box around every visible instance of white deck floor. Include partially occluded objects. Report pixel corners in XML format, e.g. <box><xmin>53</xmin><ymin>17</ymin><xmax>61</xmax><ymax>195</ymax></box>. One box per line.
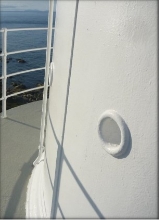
<box><xmin>0</xmin><ymin>101</ymin><xmax>42</xmax><ymax>218</ymax></box>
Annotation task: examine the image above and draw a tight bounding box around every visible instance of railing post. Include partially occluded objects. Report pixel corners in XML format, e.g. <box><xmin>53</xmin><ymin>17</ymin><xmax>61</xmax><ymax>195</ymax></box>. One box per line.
<box><xmin>33</xmin><ymin>0</ymin><xmax>54</xmax><ymax>166</ymax></box>
<box><xmin>2</xmin><ymin>28</ymin><xmax>7</xmax><ymax>118</ymax></box>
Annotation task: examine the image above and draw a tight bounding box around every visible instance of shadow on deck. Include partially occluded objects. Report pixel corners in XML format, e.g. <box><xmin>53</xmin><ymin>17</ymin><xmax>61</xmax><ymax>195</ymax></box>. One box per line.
<box><xmin>0</xmin><ymin>101</ymin><xmax>42</xmax><ymax>218</ymax></box>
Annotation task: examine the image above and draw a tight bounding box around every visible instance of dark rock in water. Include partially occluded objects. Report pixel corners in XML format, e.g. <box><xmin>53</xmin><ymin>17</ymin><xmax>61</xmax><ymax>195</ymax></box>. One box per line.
<box><xmin>11</xmin><ymin>82</ymin><xmax>18</xmax><ymax>87</ymax></box>
<box><xmin>37</xmin><ymin>83</ymin><xmax>44</xmax><ymax>87</ymax></box>
<box><xmin>20</xmin><ymin>84</ymin><xmax>26</xmax><ymax>90</ymax></box>
<box><xmin>16</xmin><ymin>59</ymin><xmax>26</xmax><ymax>63</ymax></box>
<box><xmin>0</xmin><ymin>80</ymin><xmax>45</xmax><ymax>113</ymax></box>
<box><xmin>11</xmin><ymin>81</ymin><xmax>23</xmax><ymax>86</ymax></box>
<box><xmin>8</xmin><ymin>82</ymin><xmax>27</xmax><ymax>95</ymax></box>
<box><xmin>0</xmin><ymin>50</ymin><xmax>2</xmax><ymax>54</ymax></box>
<box><xmin>15</xmin><ymin>84</ymin><xmax>27</xmax><ymax>90</ymax></box>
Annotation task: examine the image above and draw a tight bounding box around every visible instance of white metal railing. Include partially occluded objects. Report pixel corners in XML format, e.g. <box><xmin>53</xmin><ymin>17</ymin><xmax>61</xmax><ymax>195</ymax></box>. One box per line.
<box><xmin>1</xmin><ymin>0</ymin><xmax>55</xmax><ymax>166</ymax></box>
<box><xmin>0</xmin><ymin>27</ymin><xmax>54</xmax><ymax>118</ymax></box>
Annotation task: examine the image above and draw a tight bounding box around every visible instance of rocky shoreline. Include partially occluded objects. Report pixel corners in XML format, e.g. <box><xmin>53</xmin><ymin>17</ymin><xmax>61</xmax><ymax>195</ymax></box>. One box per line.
<box><xmin>0</xmin><ymin>80</ymin><xmax>46</xmax><ymax>113</ymax></box>
<box><xmin>0</xmin><ymin>52</ymin><xmax>47</xmax><ymax>112</ymax></box>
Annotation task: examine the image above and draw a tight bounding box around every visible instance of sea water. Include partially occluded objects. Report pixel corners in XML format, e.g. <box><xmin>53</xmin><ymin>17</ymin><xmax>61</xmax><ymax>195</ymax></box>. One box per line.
<box><xmin>0</xmin><ymin>11</ymin><xmax>53</xmax><ymax>89</ymax></box>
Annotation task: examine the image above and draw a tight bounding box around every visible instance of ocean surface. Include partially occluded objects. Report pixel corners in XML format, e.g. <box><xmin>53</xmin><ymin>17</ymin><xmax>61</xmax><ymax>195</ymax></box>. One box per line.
<box><xmin>0</xmin><ymin>11</ymin><xmax>53</xmax><ymax>89</ymax></box>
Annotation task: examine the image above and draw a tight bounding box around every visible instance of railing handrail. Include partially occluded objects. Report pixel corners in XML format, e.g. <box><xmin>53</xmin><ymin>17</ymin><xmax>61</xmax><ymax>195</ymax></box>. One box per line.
<box><xmin>7</xmin><ymin>46</ymin><xmax>53</xmax><ymax>55</ymax></box>
<box><xmin>0</xmin><ymin>27</ymin><xmax>55</xmax><ymax>32</ymax></box>
<box><xmin>7</xmin><ymin>67</ymin><xmax>45</xmax><ymax>78</ymax></box>
<box><xmin>7</xmin><ymin>85</ymin><xmax>44</xmax><ymax>98</ymax></box>
<box><xmin>7</xmin><ymin>27</ymin><xmax>49</xmax><ymax>32</ymax></box>
<box><xmin>0</xmin><ymin>27</ymin><xmax>53</xmax><ymax>118</ymax></box>
<box><xmin>0</xmin><ymin>84</ymin><xmax>45</xmax><ymax>100</ymax></box>
<box><xmin>1</xmin><ymin>47</ymin><xmax>53</xmax><ymax>56</ymax></box>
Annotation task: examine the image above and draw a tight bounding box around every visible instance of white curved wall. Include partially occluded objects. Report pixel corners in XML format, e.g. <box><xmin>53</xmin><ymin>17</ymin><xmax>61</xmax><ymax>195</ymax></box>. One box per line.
<box><xmin>44</xmin><ymin>0</ymin><xmax>158</xmax><ymax>218</ymax></box>
<box><xmin>43</xmin><ymin>1</ymin><xmax>78</xmax><ymax>217</ymax></box>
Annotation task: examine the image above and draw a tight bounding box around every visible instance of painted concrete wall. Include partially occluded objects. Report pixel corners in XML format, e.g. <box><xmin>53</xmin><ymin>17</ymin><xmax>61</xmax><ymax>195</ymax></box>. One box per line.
<box><xmin>43</xmin><ymin>1</ymin><xmax>78</xmax><ymax>217</ymax></box>
<box><xmin>44</xmin><ymin>0</ymin><xmax>158</xmax><ymax>218</ymax></box>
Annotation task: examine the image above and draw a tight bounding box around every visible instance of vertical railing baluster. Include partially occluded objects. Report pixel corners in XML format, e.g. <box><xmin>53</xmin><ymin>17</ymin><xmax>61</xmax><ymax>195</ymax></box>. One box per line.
<box><xmin>2</xmin><ymin>28</ymin><xmax>7</xmax><ymax>118</ymax></box>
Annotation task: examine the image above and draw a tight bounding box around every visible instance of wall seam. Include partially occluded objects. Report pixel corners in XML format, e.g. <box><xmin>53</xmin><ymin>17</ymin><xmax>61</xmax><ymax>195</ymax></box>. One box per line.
<box><xmin>51</xmin><ymin>0</ymin><xmax>79</xmax><ymax>218</ymax></box>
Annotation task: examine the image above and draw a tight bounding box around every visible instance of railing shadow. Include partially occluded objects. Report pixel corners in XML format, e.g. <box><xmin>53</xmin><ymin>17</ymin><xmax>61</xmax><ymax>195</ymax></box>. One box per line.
<box><xmin>48</xmin><ymin>114</ymin><xmax>105</xmax><ymax>219</ymax></box>
<box><xmin>6</xmin><ymin>117</ymin><xmax>40</xmax><ymax>130</ymax></box>
<box><xmin>45</xmin><ymin>156</ymin><xmax>64</xmax><ymax>219</ymax></box>
<box><xmin>3</xmin><ymin>150</ymin><xmax>38</xmax><ymax>218</ymax></box>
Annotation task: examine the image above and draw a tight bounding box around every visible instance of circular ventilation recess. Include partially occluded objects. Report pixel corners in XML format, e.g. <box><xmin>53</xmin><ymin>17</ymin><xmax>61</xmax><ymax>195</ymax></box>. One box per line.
<box><xmin>98</xmin><ymin>110</ymin><xmax>130</xmax><ymax>157</ymax></box>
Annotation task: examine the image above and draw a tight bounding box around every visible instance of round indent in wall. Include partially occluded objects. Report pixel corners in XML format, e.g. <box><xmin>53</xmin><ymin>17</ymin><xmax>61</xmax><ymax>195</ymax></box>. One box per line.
<box><xmin>98</xmin><ymin>110</ymin><xmax>130</xmax><ymax>157</ymax></box>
